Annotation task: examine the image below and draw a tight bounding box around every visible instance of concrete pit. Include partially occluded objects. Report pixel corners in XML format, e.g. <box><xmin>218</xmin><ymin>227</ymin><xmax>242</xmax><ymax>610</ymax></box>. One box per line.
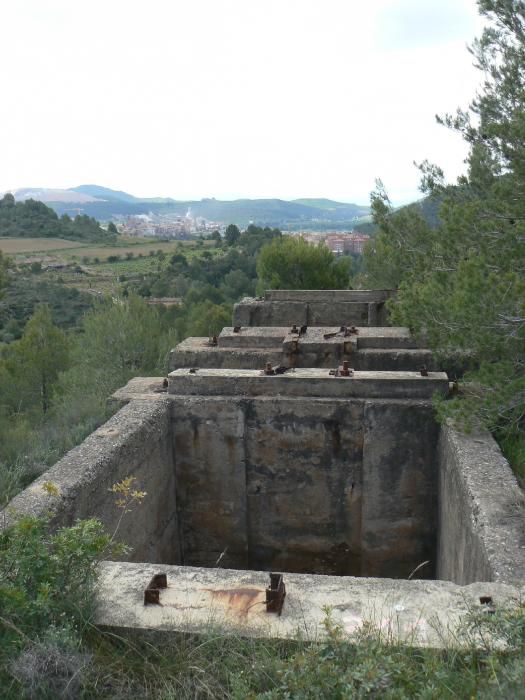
<box><xmin>3</xmin><ymin>290</ymin><xmax>524</xmax><ymax>643</ymax></box>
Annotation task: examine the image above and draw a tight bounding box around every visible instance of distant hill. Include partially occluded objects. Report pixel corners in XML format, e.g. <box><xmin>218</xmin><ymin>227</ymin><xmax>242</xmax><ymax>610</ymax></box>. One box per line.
<box><xmin>0</xmin><ymin>194</ymin><xmax>116</xmax><ymax>244</ymax></box>
<box><xmin>7</xmin><ymin>185</ymin><xmax>370</xmax><ymax>228</ymax></box>
<box><xmin>7</xmin><ymin>188</ymin><xmax>100</xmax><ymax>204</ymax></box>
<box><xmin>70</xmin><ymin>184</ymin><xmax>141</xmax><ymax>204</ymax></box>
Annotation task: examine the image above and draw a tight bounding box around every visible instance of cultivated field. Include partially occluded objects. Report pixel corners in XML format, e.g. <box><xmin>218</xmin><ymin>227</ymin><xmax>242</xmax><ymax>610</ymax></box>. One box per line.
<box><xmin>0</xmin><ymin>237</ymin><xmax>84</xmax><ymax>254</ymax></box>
<box><xmin>0</xmin><ymin>236</ymin><xmax>213</xmax><ymax>260</ymax></box>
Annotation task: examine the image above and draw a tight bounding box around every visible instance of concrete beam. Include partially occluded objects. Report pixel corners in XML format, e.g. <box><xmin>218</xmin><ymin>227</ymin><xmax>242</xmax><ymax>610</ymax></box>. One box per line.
<box><xmin>95</xmin><ymin>560</ymin><xmax>523</xmax><ymax>647</ymax></box>
<box><xmin>167</xmin><ymin>368</ymin><xmax>450</xmax><ymax>399</ymax></box>
<box><xmin>265</xmin><ymin>290</ymin><xmax>394</xmax><ymax>303</ymax></box>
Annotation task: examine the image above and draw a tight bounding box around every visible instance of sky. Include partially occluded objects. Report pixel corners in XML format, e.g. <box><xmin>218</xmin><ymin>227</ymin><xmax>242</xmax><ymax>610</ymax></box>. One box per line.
<box><xmin>1</xmin><ymin>0</ymin><xmax>484</xmax><ymax>205</ymax></box>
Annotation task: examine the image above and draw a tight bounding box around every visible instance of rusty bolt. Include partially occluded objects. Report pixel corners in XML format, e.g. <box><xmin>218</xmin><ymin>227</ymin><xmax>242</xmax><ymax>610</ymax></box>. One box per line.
<box><xmin>144</xmin><ymin>573</ymin><xmax>168</xmax><ymax>606</ymax></box>
<box><xmin>266</xmin><ymin>573</ymin><xmax>286</xmax><ymax>615</ymax></box>
<box><xmin>340</xmin><ymin>360</ymin><xmax>353</xmax><ymax>377</ymax></box>
<box><xmin>290</xmin><ymin>324</ymin><xmax>299</xmax><ymax>334</ymax></box>
<box><xmin>264</xmin><ymin>362</ymin><xmax>275</xmax><ymax>375</ymax></box>
<box><xmin>420</xmin><ymin>365</ymin><xmax>429</xmax><ymax>377</ymax></box>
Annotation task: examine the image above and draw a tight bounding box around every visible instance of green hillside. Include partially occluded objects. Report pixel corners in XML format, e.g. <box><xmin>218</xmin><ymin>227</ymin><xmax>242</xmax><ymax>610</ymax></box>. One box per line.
<box><xmin>0</xmin><ymin>194</ymin><xmax>115</xmax><ymax>243</ymax></box>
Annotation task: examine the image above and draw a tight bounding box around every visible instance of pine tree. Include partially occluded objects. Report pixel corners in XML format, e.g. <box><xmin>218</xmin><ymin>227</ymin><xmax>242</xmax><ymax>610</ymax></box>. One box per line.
<box><xmin>365</xmin><ymin>0</ymin><xmax>525</xmax><ymax>442</ymax></box>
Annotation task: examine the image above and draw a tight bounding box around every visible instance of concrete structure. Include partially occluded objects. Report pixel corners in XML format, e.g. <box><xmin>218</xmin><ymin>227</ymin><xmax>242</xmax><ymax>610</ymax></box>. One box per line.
<box><xmin>2</xmin><ymin>289</ymin><xmax>524</xmax><ymax>646</ymax></box>
<box><xmin>233</xmin><ymin>290</ymin><xmax>394</xmax><ymax>327</ymax></box>
<box><xmin>170</xmin><ymin>325</ymin><xmax>435</xmax><ymax>372</ymax></box>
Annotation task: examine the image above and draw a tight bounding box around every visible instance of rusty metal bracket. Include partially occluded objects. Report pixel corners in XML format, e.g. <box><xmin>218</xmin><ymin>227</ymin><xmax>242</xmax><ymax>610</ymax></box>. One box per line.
<box><xmin>290</xmin><ymin>324</ymin><xmax>299</xmax><ymax>334</ymax></box>
<box><xmin>324</xmin><ymin>326</ymin><xmax>359</xmax><ymax>340</ymax></box>
<box><xmin>329</xmin><ymin>360</ymin><xmax>354</xmax><ymax>377</ymax></box>
<box><xmin>144</xmin><ymin>573</ymin><xmax>167</xmax><ymax>605</ymax></box>
<box><xmin>263</xmin><ymin>362</ymin><xmax>275</xmax><ymax>375</ymax></box>
<box><xmin>420</xmin><ymin>365</ymin><xmax>429</xmax><ymax>377</ymax></box>
<box><xmin>266</xmin><ymin>573</ymin><xmax>286</xmax><ymax>615</ymax></box>
<box><xmin>233</xmin><ymin>325</ymin><xmax>242</xmax><ymax>333</ymax></box>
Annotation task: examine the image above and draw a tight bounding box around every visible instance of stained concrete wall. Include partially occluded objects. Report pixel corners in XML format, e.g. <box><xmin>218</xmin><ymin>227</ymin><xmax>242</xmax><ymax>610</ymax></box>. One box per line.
<box><xmin>437</xmin><ymin>425</ymin><xmax>525</xmax><ymax>585</ymax></box>
<box><xmin>169</xmin><ymin>390</ymin><xmax>440</xmax><ymax>578</ymax></box>
<box><xmin>2</xmin><ymin>396</ymin><xmax>179</xmax><ymax>565</ymax></box>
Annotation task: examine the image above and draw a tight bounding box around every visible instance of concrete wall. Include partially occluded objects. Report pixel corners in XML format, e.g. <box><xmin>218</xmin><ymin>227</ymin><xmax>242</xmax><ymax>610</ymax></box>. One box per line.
<box><xmin>437</xmin><ymin>425</ymin><xmax>525</xmax><ymax>585</ymax></box>
<box><xmin>169</xmin><ymin>390</ymin><xmax>440</xmax><ymax>578</ymax></box>
<box><xmin>233</xmin><ymin>290</ymin><xmax>393</xmax><ymax>327</ymax></box>
<box><xmin>2</xmin><ymin>397</ymin><xmax>179</xmax><ymax>565</ymax></box>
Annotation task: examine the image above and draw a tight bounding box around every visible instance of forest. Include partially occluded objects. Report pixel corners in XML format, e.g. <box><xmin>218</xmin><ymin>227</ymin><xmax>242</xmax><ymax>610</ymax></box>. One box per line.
<box><xmin>0</xmin><ymin>194</ymin><xmax>116</xmax><ymax>243</ymax></box>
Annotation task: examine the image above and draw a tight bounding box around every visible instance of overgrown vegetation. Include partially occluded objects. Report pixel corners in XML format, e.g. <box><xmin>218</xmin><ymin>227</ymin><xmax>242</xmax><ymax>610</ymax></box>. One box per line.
<box><xmin>364</xmin><ymin>0</ymin><xmax>525</xmax><ymax>475</ymax></box>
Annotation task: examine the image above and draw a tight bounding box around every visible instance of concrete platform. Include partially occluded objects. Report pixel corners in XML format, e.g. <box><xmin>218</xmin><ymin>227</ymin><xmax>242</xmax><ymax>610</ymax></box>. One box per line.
<box><xmin>95</xmin><ymin>561</ymin><xmax>523</xmax><ymax>648</ymax></box>
<box><xmin>167</xmin><ymin>368</ymin><xmax>450</xmax><ymax>399</ymax></box>
<box><xmin>170</xmin><ymin>327</ymin><xmax>435</xmax><ymax>373</ymax></box>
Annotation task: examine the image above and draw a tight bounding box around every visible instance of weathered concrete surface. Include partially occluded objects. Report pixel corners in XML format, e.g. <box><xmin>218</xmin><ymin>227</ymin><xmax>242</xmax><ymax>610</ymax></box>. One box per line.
<box><xmin>2</xmin><ymin>397</ymin><xmax>179</xmax><ymax>565</ymax></box>
<box><xmin>437</xmin><ymin>425</ymin><xmax>525</xmax><ymax>585</ymax></box>
<box><xmin>171</xmin><ymin>398</ymin><xmax>248</xmax><ymax>569</ymax></box>
<box><xmin>233</xmin><ymin>290</ymin><xmax>394</xmax><ymax>327</ymax></box>
<box><xmin>95</xmin><ymin>561</ymin><xmax>524</xmax><ymax>647</ymax></box>
<box><xmin>362</xmin><ymin>401</ymin><xmax>439</xmax><ymax>577</ymax></box>
<box><xmin>169</xmin><ymin>337</ymin><xmax>283</xmax><ymax>370</ymax></box>
<box><xmin>169</xmin><ymin>393</ymin><xmax>440</xmax><ymax>577</ymax></box>
<box><xmin>169</xmin><ymin>327</ymin><xmax>435</xmax><ymax>372</ymax></box>
<box><xmin>168</xmin><ymin>368</ymin><xmax>450</xmax><ymax>400</ymax></box>
<box><xmin>265</xmin><ymin>290</ymin><xmax>394</xmax><ymax>302</ymax></box>
<box><xmin>219</xmin><ymin>327</ymin><xmax>286</xmax><ymax>348</ymax></box>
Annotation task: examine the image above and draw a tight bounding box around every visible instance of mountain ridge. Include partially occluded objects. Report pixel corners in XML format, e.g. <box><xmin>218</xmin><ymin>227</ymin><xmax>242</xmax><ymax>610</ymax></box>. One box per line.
<box><xmin>5</xmin><ymin>185</ymin><xmax>370</xmax><ymax>228</ymax></box>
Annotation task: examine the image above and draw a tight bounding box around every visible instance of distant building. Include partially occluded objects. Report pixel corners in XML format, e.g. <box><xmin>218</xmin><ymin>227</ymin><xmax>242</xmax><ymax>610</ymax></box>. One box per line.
<box><xmin>294</xmin><ymin>231</ymin><xmax>370</xmax><ymax>255</ymax></box>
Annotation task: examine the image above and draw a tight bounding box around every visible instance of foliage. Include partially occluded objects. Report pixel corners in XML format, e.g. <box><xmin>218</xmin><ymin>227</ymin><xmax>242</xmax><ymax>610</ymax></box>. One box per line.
<box><xmin>78</xmin><ymin>294</ymin><xmax>173</xmax><ymax>376</ymax></box>
<box><xmin>364</xmin><ymin>0</ymin><xmax>525</xmax><ymax>447</ymax></box>
<box><xmin>0</xmin><ymin>295</ymin><xmax>175</xmax><ymax>504</ymax></box>
<box><xmin>0</xmin><ymin>516</ymin><xmax>121</xmax><ymax>645</ymax></box>
<box><xmin>257</xmin><ymin>235</ymin><xmax>351</xmax><ymax>291</ymax></box>
<box><xmin>225</xmin><ymin>223</ymin><xmax>241</xmax><ymax>246</ymax></box>
<box><xmin>0</xmin><ymin>305</ymin><xmax>70</xmax><ymax>416</ymax></box>
<box><xmin>0</xmin><ymin>250</ymin><xmax>8</xmax><ymax>298</ymax></box>
<box><xmin>0</xmin><ymin>514</ymin><xmax>125</xmax><ymax>698</ymax></box>
<box><xmin>0</xmin><ymin>275</ymin><xmax>93</xmax><ymax>343</ymax></box>
<box><xmin>0</xmin><ymin>194</ymin><xmax>115</xmax><ymax>243</ymax></box>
